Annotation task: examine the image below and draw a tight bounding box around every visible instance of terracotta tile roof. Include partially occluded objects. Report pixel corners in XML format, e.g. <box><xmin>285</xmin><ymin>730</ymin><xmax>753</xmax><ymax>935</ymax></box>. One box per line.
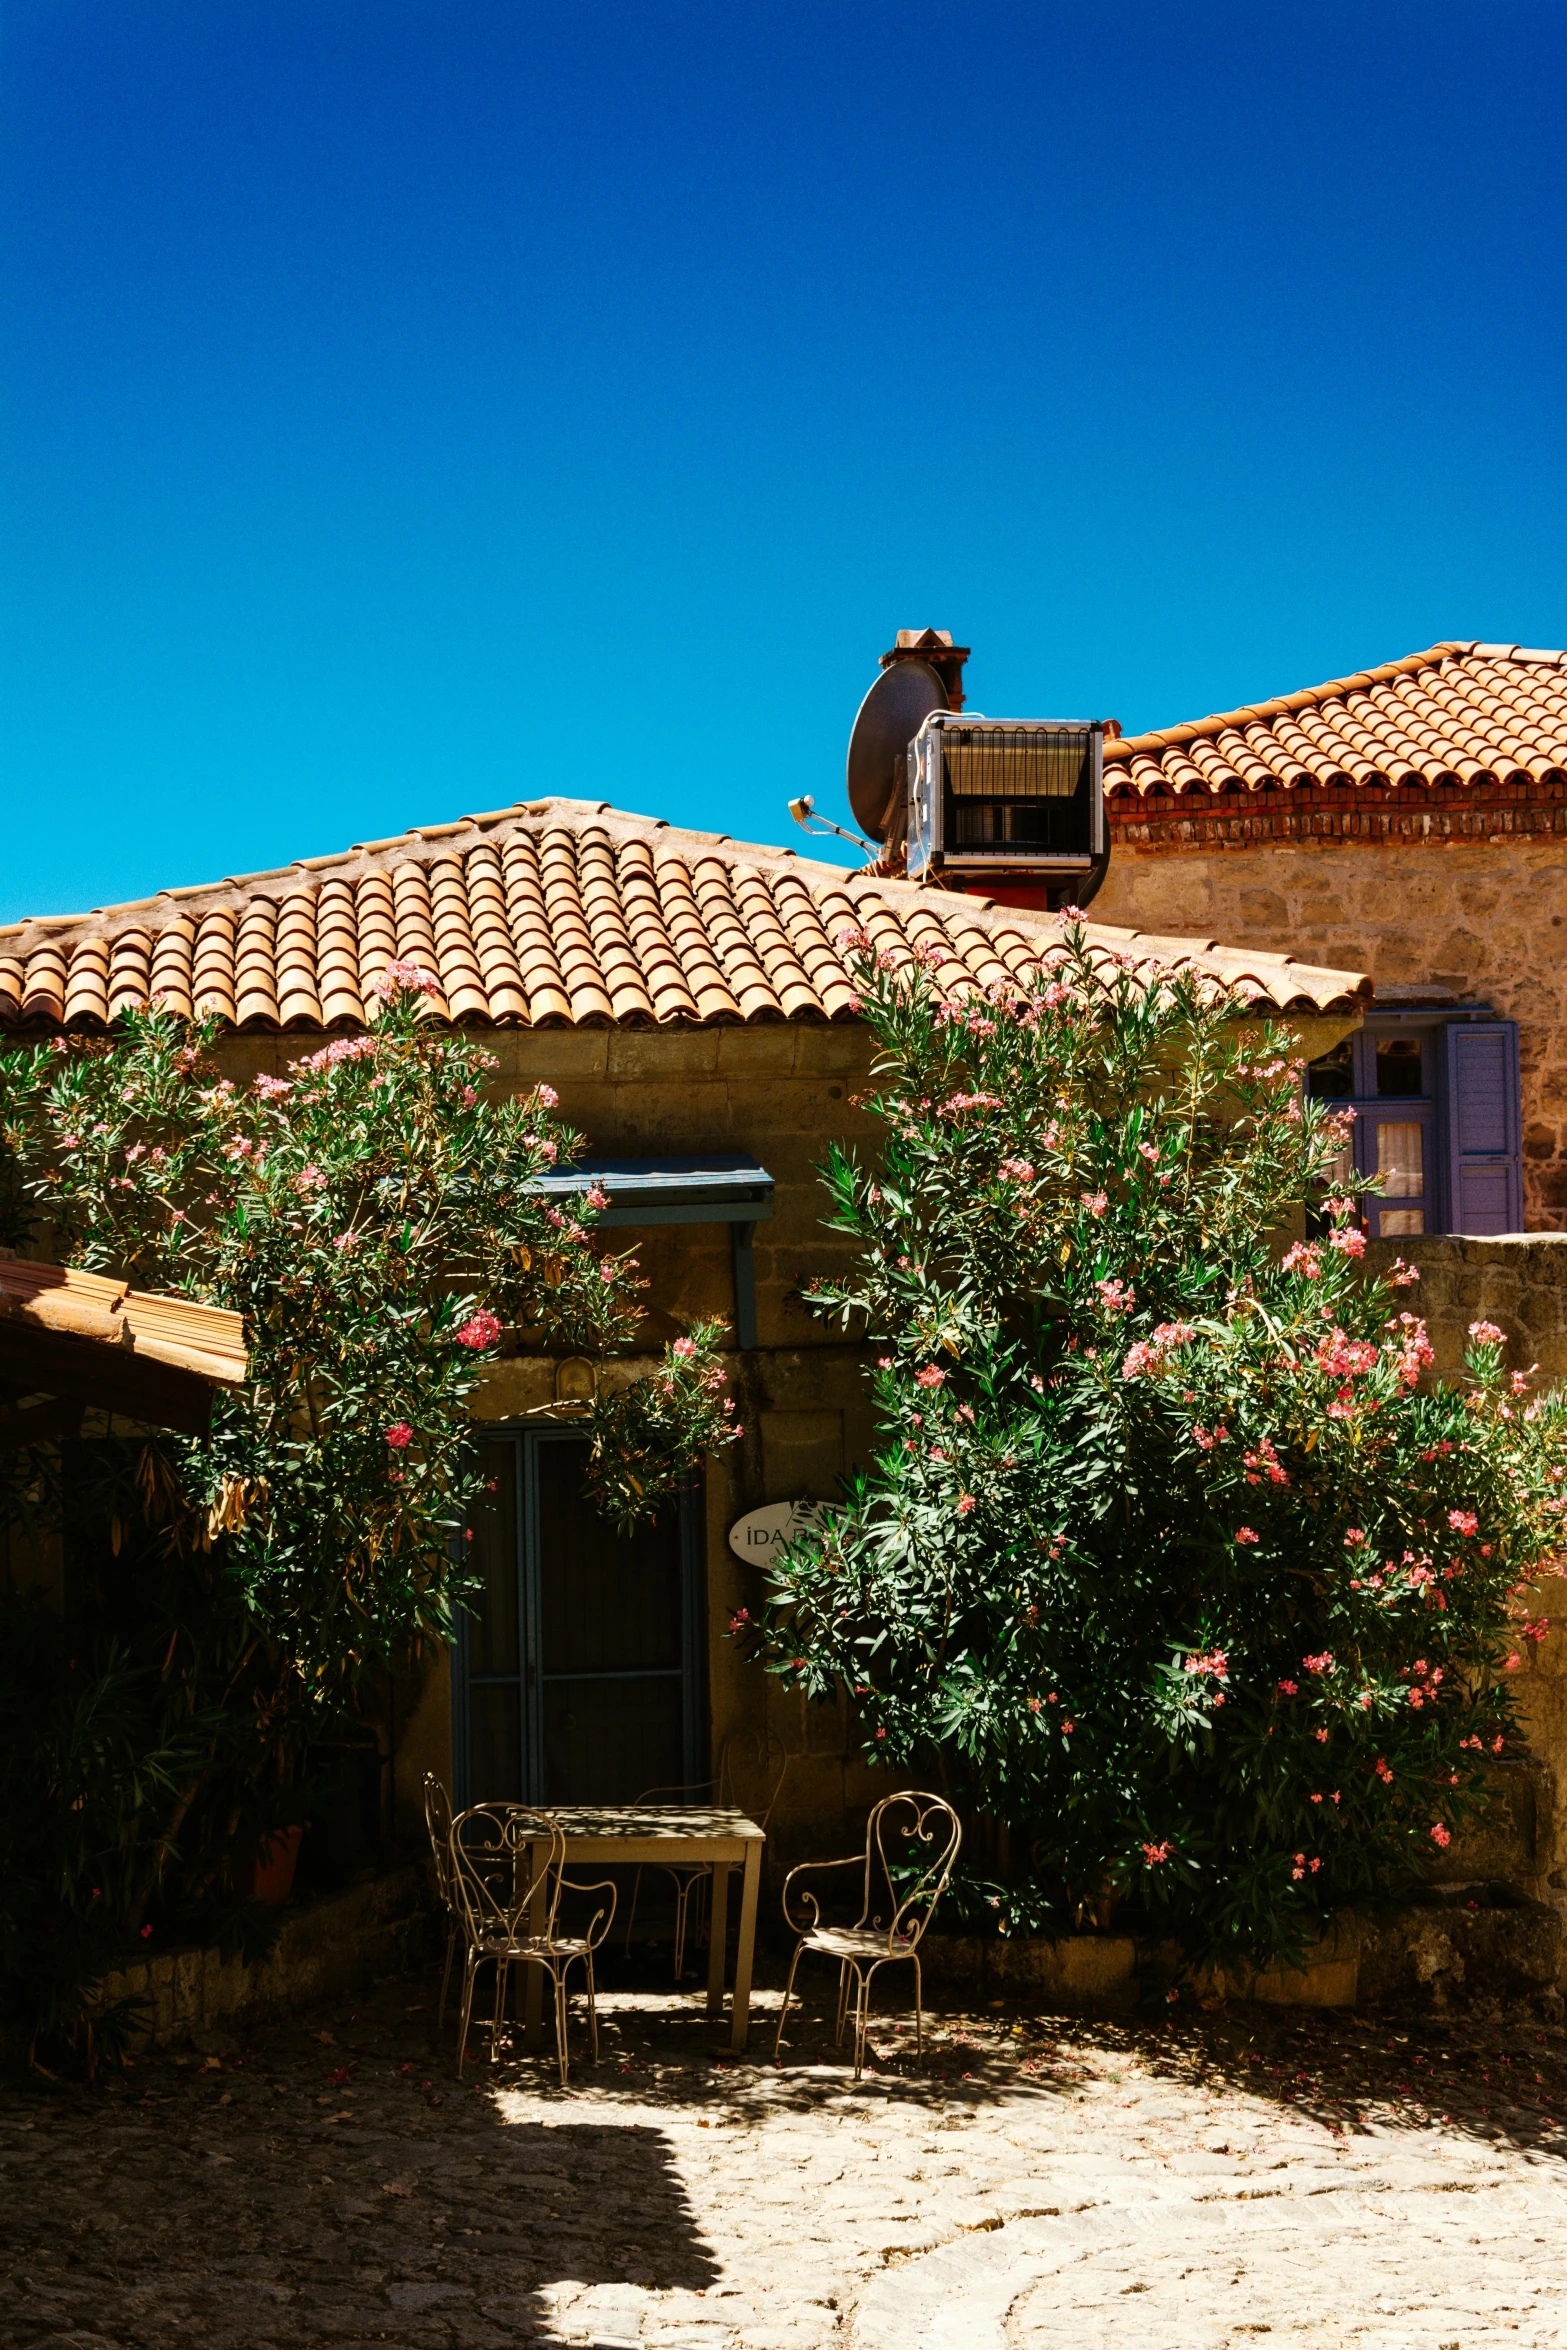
<box><xmin>0</xmin><ymin>800</ymin><xmax>1368</xmax><ymax>1032</ymax></box>
<box><xmin>1104</xmin><ymin>642</ymin><xmax>1567</xmax><ymax>800</ymax></box>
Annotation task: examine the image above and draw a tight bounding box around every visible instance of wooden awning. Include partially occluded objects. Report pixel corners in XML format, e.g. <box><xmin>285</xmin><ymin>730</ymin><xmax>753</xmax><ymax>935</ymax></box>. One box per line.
<box><xmin>0</xmin><ymin>1260</ymin><xmax>248</xmax><ymax>1443</ymax></box>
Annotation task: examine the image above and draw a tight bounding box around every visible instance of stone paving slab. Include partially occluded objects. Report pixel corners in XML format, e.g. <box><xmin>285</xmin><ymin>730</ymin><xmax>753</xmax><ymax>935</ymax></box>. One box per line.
<box><xmin>6</xmin><ymin>1963</ymin><xmax>1567</xmax><ymax>2345</ymax></box>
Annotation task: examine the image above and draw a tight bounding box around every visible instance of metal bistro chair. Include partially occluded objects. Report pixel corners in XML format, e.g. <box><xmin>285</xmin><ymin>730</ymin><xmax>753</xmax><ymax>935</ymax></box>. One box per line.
<box><xmin>422</xmin><ymin>1771</ymin><xmax>460</xmax><ymax>2030</ymax></box>
<box><xmin>622</xmin><ymin>1727</ymin><xmax>792</xmax><ymax>1980</ymax></box>
<box><xmin>774</xmin><ymin>1791</ymin><xmax>962</xmax><ymax>2080</ymax></box>
<box><xmin>448</xmin><ymin>1803</ymin><xmax>617</xmax><ymax>2086</ymax></box>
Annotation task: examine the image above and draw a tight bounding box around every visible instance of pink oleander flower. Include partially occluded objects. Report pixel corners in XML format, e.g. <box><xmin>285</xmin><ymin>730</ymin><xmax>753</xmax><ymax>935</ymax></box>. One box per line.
<box><xmin>1281</xmin><ymin>1241</ymin><xmax>1322</xmax><ymax>1278</ymax></box>
<box><xmin>998</xmin><ymin>1157</ymin><xmax>1035</xmax><ymax>1182</ymax></box>
<box><xmin>1468</xmin><ymin>1320</ymin><xmax>1506</xmax><ymax>1347</ymax></box>
<box><xmin>1447</xmin><ymin>1509</ymin><xmax>1479</xmax><ymax>1537</ymax></box>
<box><xmin>672</xmin><ymin>1336</ymin><xmax>697</xmax><ymax>1358</ymax></box>
<box><xmin>1343</xmin><ymin>1528</ymin><xmax>1367</xmax><ymax>1547</ymax></box>
<box><xmin>915</xmin><ymin>1365</ymin><xmax>945</xmax><ymax>1389</ymax></box>
<box><xmin>1277</xmin><ymin>1679</ymin><xmax>1299</xmax><ymax>1696</ymax></box>
<box><xmin>294</xmin><ymin>1164</ymin><xmax>325</xmax><ymax>1195</ymax></box>
<box><xmin>1235</xmin><ymin>1526</ymin><xmax>1259</xmax><ymax>1545</ymax></box>
<box><xmin>1430</xmin><ymin>1822</ymin><xmax>1451</xmax><ymax>1848</ymax></box>
<box><xmin>956</xmin><ymin>1492</ymin><xmax>975</xmax><ymax>1515</ymax></box>
<box><xmin>533</xmin><ymin>1083</ymin><xmax>559</xmax><ymax>1109</ymax></box>
<box><xmin>1328</xmin><ymin>1226</ymin><xmax>1366</xmax><ymax>1258</ymax></box>
<box><xmin>385</xmin><ymin>1422</ymin><xmax>412</xmax><ymax>1449</ymax></box>
<box><xmin>1081</xmin><ymin>1191</ymin><xmax>1108</xmax><ymax>1218</ymax></box>
<box><xmin>370</xmin><ymin>958</ymin><xmax>441</xmax><ymax>1000</ymax></box>
<box><xmin>297</xmin><ymin>1035</ymin><xmax>377</xmax><ymax>1073</ymax></box>
<box><xmin>334</xmin><ymin>1230</ymin><xmax>359</xmax><ymax>1252</ymax></box>
<box><xmin>254</xmin><ymin>1073</ymin><xmax>292</xmax><ymax>1097</ymax></box>
<box><xmin>461</xmin><ymin>1086</ymin><xmax>477</xmax><ymax>1107</ymax></box>
<box><xmin>455</xmin><ymin>1310</ymin><xmax>502</xmax><ymax>1350</ymax></box>
<box><xmin>1142</xmin><ymin>1840</ymin><xmax>1173</xmax><ymax>1864</ymax></box>
<box><xmin>1302</xmin><ymin>1652</ymin><xmax>1335</xmax><ymax>1675</ymax></box>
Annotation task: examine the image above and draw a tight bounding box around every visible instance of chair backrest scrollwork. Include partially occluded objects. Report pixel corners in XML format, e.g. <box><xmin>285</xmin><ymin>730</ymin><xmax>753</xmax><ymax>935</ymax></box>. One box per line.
<box><xmin>858</xmin><ymin>1792</ymin><xmax>962</xmax><ymax>1954</ymax></box>
<box><xmin>449</xmin><ymin>1803</ymin><xmax>566</xmax><ymax>1951</ymax></box>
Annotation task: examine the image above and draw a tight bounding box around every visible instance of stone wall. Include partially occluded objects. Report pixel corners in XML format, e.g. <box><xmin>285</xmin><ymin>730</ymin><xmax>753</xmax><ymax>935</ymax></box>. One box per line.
<box><xmin>1095</xmin><ymin>827</ymin><xmax>1567</xmax><ymax>1227</ymax></box>
<box><xmin>90</xmin><ymin>1867</ymin><xmax>432</xmax><ymax>2048</ymax></box>
<box><xmin>1364</xmin><ymin>1234</ymin><xmax>1567</xmax><ymax>1380</ymax></box>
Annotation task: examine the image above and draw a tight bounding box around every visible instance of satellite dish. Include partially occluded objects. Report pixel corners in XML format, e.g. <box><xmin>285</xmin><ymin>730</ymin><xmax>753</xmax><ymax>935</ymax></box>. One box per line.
<box><xmin>846</xmin><ymin>659</ymin><xmax>949</xmax><ymax>843</ymax></box>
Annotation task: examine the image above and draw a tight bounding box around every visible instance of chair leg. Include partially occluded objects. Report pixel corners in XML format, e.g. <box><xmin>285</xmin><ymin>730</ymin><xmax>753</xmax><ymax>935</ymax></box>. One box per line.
<box><xmin>672</xmin><ymin>1874</ymin><xmax>691</xmax><ymax>1981</ymax></box>
<box><xmin>437</xmin><ymin>1920</ymin><xmax>456</xmax><ymax>2032</ymax></box>
<box><xmin>835</xmin><ymin>1960</ymin><xmax>852</xmax><ymax>2047</ymax></box>
<box><xmin>554</xmin><ymin>1969</ymin><xmax>570</xmax><ymax>2089</ymax></box>
<box><xmin>585</xmin><ymin>1952</ymin><xmax>600</xmax><ymax>2063</ymax></box>
<box><xmin>851</xmin><ymin>1968</ymin><xmax>869</xmax><ymax>2080</ymax></box>
<box><xmin>456</xmin><ymin>1950</ymin><xmax>478</xmax><ymax>2078</ymax></box>
<box><xmin>773</xmin><ymin>1940</ymin><xmax>806</xmax><ymax>2059</ymax></box>
<box><xmin>490</xmin><ymin>1958</ymin><xmax>508</xmax><ymax>2064</ymax></box>
<box><xmin>623</xmin><ymin>1866</ymin><xmax>643</xmax><ymax>1957</ymax></box>
<box><xmin>912</xmin><ymin>1953</ymin><xmax>924</xmax><ymax>2060</ymax></box>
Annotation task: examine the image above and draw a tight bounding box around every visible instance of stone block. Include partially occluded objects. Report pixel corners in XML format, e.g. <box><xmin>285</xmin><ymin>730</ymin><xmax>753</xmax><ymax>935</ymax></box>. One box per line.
<box><xmin>715</xmin><ymin>1027</ymin><xmax>801</xmax><ymax>1076</ymax></box>
<box><xmin>1356</xmin><ymin>1884</ymin><xmax>1563</xmax><ymax>2007</ymax></box>
<box><xmin>1219</xmin><ymin>1928</ymin><xmax>1359</xmax><ymax>2008</ymax></box>
<box><xmin>1425</xmin><ymin>1756</ymin><xmax>1553</xmax><ymax>1889</ymax></box>
<box><xmin>487</xmin><ymin>1032</ymin><xmax>611</xmax><ymax>1083</ymax></box>
<box><xmin>607</xmin><ymin>1030</ymin><xmax>722</xmax><ymax>1081</ymax></box>
<box><xmin>918</xmin><ymin>1931</ymin><xmax>1138</xmax><ymax>2012</ymax></box>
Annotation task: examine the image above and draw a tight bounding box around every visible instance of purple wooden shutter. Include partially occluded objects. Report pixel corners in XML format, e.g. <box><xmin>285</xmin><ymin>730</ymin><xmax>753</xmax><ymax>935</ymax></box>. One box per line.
<box><xmin>1442</xmin><ymin>1022</ymin><xmax>1522</xmax><ymax>1234</ymax></box>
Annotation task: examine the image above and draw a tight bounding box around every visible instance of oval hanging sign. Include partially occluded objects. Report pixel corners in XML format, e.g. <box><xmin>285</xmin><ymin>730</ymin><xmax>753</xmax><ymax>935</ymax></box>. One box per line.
<box><xmin>728</xmin><ymin>1499</ymin><xmax>826</xmax><ymax>1564</ymax></box>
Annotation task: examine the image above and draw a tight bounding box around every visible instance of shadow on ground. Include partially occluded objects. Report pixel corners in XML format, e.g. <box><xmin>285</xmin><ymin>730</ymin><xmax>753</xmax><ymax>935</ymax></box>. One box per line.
<box><xmin>6</xmin><ymin>1945</ymin><xmax>1567</xmax><ymax>2349</ymax></box>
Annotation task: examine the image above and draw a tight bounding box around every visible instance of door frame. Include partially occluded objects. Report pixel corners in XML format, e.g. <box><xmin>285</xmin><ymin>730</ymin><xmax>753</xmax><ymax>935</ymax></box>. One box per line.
<box><xmin>451</xmin><ymin>1421</ymin><xmax>707</xmax><ymax>1807</ymax></box>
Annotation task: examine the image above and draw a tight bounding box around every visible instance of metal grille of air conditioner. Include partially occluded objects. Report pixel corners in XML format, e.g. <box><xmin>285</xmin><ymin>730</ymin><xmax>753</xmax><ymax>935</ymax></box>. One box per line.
<box><xmin>942</xmin><ymin>723</ymin><xmax>1095</xmax><ymax>854</ymax></box>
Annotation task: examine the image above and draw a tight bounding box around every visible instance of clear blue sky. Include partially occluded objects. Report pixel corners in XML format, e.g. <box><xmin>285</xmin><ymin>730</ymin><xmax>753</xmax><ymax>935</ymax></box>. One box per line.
<box><xmin>3</xmin><ymin>2</ymin><xmax>1564</xmax><ymax>924</ymax></box>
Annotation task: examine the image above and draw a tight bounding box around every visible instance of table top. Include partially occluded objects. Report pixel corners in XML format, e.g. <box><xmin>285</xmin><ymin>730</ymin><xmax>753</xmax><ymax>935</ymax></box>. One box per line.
<box><xmin>530</xmin><ymin>1804</ymin><xmax>765</xmax><ymax>1847</ymax></box>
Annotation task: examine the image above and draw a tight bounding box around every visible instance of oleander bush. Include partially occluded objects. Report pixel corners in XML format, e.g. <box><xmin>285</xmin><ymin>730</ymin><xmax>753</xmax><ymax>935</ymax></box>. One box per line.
<box><xmin>751</xmin><ymin>924</ymin><xmax>1565</xmax><ymax>1975</ymax></box>
<box><xmin>0</xmin><ymin>968</ymin><xmax>736</xmax><ymax>2067</ymax></box>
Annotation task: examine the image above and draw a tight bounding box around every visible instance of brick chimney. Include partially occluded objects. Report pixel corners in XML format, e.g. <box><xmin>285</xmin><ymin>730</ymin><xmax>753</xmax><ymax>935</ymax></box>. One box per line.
<box><xmin>880</xmin><ymin>628</ymin><xmax>970</xmax><ymax>713</ymax></box>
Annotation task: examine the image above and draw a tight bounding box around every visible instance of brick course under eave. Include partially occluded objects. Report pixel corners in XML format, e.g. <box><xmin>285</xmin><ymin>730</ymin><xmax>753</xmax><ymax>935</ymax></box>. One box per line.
<box><xmin>1110</xmin><ymin>772</ymin><xmax>1567</xmax><ymax>853</ymax></box>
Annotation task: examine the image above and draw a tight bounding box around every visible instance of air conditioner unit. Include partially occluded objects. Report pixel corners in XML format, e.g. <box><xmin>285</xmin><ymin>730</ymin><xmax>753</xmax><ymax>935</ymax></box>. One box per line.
<box><xmin>905</xmin><ymin>713</ymin><xmax>1107</xmax><ymax>897</ymax></box>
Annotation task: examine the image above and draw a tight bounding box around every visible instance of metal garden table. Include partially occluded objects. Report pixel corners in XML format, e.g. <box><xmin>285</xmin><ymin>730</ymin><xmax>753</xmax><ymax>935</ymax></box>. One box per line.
<box><xmin>520</xmin><ymin>1804</ymin><xmax>766</xmax><ymax>2052</ymax></box>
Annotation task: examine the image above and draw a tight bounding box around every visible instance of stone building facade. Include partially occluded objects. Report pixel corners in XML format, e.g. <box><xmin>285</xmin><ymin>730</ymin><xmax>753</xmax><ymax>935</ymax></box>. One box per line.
<box><xmin>0</xmin><ymin>797</ymin><xmax>1363</xmax><ymax>1868</ymax></box>
<box><xmin>1091</xmin><ymin>642</ymin><xmax>1567</xmax><ymax>1229</ymax></box>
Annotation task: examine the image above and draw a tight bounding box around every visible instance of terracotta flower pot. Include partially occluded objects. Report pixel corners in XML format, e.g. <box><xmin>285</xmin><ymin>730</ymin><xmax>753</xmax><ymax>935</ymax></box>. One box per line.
<box><xmin>240</xmin><ymin>1823</ymin><xmax>304</xmax><ymax>1906</ymax></box>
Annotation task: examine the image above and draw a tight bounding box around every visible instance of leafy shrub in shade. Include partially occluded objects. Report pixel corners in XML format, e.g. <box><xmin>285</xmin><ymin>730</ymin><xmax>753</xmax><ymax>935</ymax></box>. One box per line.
<box><xmin>751</xmin><ymin>925</ymin><xmax>1564</xmax><ymax>1974</ymax></box>
<box><xmin>0</xmin><ymin>968</ymin><xmax>736</xmax><ymax>2066</ymax></box>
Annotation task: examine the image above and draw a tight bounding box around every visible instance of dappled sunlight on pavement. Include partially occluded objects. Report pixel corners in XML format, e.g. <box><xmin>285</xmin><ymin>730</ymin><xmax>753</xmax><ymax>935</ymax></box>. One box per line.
<box><xmin>7</xmin><ymin>1957</ymin><xmax>1567</xmax><ymax>2345</ymax></box>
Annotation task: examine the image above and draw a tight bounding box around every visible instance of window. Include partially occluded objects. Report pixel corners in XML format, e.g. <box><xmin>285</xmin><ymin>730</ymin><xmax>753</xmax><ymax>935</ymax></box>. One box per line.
<box><xmin>1303</xmin><ymin>1011</ymin><xmax>1521</xmax><ymax>1237</ymax></box>
<box><xmin>453</xmin><ymin>1428</ymin><xmax>706</xmax><ymax>1807</ymax></box>
<box><xmin>1375</xmin><ymin>1037</ymin><xmax>1423</xmax><ymax>1097</ymax></box>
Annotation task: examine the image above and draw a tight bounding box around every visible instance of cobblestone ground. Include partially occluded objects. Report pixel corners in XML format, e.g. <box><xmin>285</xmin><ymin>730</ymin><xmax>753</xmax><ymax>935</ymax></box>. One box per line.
<box><xmin>7</xmin><ymin>1957</ymin><xmax>1567</xmax><ymax>2349</ymax></box>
